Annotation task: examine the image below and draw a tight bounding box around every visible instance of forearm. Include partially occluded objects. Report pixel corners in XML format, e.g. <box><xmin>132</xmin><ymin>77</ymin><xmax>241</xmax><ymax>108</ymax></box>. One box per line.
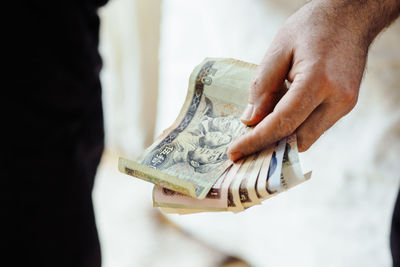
<box><xmin>316</xmin><ymin>0</ymin><xmax>400</xmax><ymax>47</ymax></box>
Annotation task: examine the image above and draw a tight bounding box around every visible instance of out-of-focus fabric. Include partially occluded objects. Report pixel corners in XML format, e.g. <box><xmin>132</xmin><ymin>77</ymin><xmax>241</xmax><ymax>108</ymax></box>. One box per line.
<box><xmin>99</xmin><ymin>0</ymin><xmax>161</xmax><ymax>157</ymax></box>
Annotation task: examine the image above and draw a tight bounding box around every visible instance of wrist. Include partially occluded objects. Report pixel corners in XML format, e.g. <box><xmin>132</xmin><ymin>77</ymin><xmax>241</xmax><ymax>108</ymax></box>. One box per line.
<box><xmin>313</xmin><ymin>0</ymin><xmax>400</xmax><ymax>47</ymax></box>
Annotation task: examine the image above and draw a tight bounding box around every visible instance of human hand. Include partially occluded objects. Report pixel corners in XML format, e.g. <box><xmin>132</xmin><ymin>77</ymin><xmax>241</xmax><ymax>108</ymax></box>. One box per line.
<box><xmin>227</xmin><ymin>0</ymin><xmax>390</xmax><ymax>161</ymax></box>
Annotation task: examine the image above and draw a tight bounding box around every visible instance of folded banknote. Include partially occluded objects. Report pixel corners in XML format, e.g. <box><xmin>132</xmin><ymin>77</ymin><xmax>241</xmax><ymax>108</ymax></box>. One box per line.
<box><xmin>118</xmin><ymin>58</ymin><xmax>311</xmax><ymax>213</ymax></box>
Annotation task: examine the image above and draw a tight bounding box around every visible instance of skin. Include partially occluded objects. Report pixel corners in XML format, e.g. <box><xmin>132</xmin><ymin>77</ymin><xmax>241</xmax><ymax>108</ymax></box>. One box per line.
<box><xmin>228</xmin><ymin>0</ymin><xmax>400</xmax><ymax>161</ymax></box>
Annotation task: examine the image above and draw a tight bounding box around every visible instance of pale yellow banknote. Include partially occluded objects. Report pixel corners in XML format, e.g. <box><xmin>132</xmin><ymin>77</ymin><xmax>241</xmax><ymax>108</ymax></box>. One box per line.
<box><xmin>119</xmin><ymin>58</ymin><xmax>257</xmax><ymax>199</ymax></box>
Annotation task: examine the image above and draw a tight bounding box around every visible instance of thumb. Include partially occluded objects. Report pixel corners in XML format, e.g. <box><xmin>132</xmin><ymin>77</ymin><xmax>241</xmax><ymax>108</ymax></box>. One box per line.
<box><xmin>241</xmin><ymin>39</ymin><xmax>292</xmax><ymax>126</ymax></box>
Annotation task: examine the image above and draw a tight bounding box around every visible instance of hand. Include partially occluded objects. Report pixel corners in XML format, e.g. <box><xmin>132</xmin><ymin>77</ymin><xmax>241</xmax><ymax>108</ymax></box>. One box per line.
<box><xmin>227</xmin><ymin>0</ymin><xmax>387</xmax><ymax>161</ymax></box>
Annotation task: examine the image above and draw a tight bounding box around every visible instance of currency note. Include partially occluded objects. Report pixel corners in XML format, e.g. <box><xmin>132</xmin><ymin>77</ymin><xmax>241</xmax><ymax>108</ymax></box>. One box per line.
<box><xmin>241</xmin><ymin>148</ymin><xmax>273</xmax><ymax>208</ymax></box>
<box><xmin>160</xmin><ymin>207</ymin><xmax>217</xmax><ymax>215</ymax></box>
<box><xmin>119</xmin><ymin>58</ymin><xmax>257</xmax><ymax>199</ymax></box>
<box><xmin>239</xmin><ymin>152</ymin><xmax>261</xmax><ymax>208</ymax></box>
<box><xmin>266</xmin><ymin>138</ymin><xmax>287</xmax><ymax>193</ymax></box>
<box><xmin>153</xmin><ymin>160</ymin><xmax>242</xmax><ymax>210</ymax></box>
<box><xmin>157</xmin><ymin>137</ymin><xmax>312</xmax><ymax>214</ymax></box>
<box><xmin>255</xmin><ymin>145</ymin><xmax>274</xmax><ymax>199</ymax></box>
<box><xmin>278</xmin><ymin>134</ymin><xmax>310</xmax><ymax>192</ymax></box>
<box><xmin>228</xmin><ymin>154</ymin><xmax>257</xmax><ymax>212</ymax></box>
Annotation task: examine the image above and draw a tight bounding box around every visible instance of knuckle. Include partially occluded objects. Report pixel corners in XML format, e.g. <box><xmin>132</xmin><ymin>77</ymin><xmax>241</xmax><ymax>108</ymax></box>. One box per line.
<box><xmin>247</xmin><ymin>126</ymin><xmax>272</xmax><ymax>153</ymax></box>
<box><xmin>297</xmin><ymin>141</ymin><xmax>310</xmax><ymax>152</ymax></box>
<box><xmin>320</xmin><ymin>74</ymin><xmax>359</xmax><ymax>110</ymax></box>
<box><xmin>296</xmin><ymin>133</ymin><xmax>311</xmax><ymax>152</ymax></box>
<box><xmin>339</xmin><ymin>87</ymin><xmax>357</xmax><ymax>105</ymax></box>
<box><xmin>347</xmin><ymin>97</ymin><xmax>358</xmax><ymax>111</ymax></box>
<box><xmin>249</xmin><ymin>79</ymin><xmax>275</xmax><ymax>117</ymax></box>
<box><xmin>313</xmin><ymin>72</ymin><xmax>335</xmax><ymax>99</ymax></box>
<box><xmin>277</xmin><ymin>116</ymin><xmax>295</xmax><ymax>137</ymax></box>
<box><xmin>250</xmin><ymin>129</ymin><xmax>266</xmax><ymax>149</ymax></box>
<box><xmin>251</xmin><ymin>108</ymin><xmax>267</xmax><ymax>124</ymax></box>
<box><xmin>250</xmin><ymin>77</ymin><xmax>263</xmax><ymax>94</ymax></box>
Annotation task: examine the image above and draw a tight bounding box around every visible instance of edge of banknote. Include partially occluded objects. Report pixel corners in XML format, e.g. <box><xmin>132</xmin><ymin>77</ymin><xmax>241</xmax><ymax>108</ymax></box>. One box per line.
<box><xmin>118</xmin><ymin>157</ymin><xmax>197</xmax><ymax>198</ymax></box>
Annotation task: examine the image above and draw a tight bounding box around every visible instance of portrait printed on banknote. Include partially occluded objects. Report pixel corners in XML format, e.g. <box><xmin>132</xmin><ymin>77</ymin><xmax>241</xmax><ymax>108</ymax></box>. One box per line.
<box><xmin>123</xmin><ymin>59</ymin><xmax>256</xmax><ymax>198</ymax></box>
<box><xmin>143</xmin><ymin>96</ymin><xmax>245</xmax><ymax>174</ymax></box>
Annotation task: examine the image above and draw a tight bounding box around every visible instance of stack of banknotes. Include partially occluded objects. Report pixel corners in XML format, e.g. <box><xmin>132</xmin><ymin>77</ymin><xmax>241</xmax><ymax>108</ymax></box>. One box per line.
<box><xmin>119</xmin><ymin>58</ymin><xmax>311</xmax><ymax>214</ymax></box>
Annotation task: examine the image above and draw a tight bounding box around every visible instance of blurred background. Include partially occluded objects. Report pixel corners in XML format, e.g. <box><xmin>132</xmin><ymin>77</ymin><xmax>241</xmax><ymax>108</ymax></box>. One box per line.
<box><xmin>93</xmin><ymin>0</ymin><xmax>400</xmax><ymax>266</ymax></box>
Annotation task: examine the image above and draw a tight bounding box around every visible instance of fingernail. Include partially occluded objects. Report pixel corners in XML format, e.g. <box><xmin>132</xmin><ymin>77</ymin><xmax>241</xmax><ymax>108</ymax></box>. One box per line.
<box><xmin>241</xmin><ymin>104</ymin><xmax>254</xmax><ymax>122</ymax></box>
<box><xmin>229</xmin><ymin>151</ymin><xmax>244</xmax><ymax>161</ymax></box>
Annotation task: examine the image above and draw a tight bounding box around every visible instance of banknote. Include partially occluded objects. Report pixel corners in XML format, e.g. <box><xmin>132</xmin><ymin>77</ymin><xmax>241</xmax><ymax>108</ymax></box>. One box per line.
<box><xmin>119</xmin><ymin>58</ymin><xmax>257</xmax><ymax>199</ymax></box>
<box><xmin>239</xmin><ymin>152</ymin><xmax>261</xmax><ymax>208</ymax></box>
<box><xmin>266</xmin><ymin>138</ymin><xmax>287</xmax><ymax>193</ymax></box>
<box><xmin>241</xmin><ymin>148</ymin><xmax>272</xmax><ymax>208</ymax></box>
<box><xmin>276</xmin><ymin>134</ymin><xmax>310</xmax><ymax>192</ymax></box>
<box><xmin>228</xmin><ymin>154</ymin><xmax>257</xmax><ymax>212</ymax></box>
<box><xmin>155</xmin><ymin>134</ymin><xmax>311</xmax><ymax>214</ymax></box>
<box><xmin>153</xmin><ymin>160</ymin><xmax>242</xmax><ymax>210</ymax></box>
<box><xmin>118</xmin><ymin>57</ymin><xmax>312</xmax><ymax>213</ymax></box>
<box><xmin>160</xmin><ymin>207</ymin><xmax>215</xmax><ymax>215</ymax></box>
<box><xmin>255</xmin><ymin>145</ymin><xmax>274</xmax><ymax>199</ymax></box>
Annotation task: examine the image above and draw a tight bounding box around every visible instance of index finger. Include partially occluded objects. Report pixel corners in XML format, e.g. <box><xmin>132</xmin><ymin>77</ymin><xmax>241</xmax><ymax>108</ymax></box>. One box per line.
<box><xmin>228</xmin><ymin>77</ymin><xmax>324</xmax><ymax>161</ymax></box>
